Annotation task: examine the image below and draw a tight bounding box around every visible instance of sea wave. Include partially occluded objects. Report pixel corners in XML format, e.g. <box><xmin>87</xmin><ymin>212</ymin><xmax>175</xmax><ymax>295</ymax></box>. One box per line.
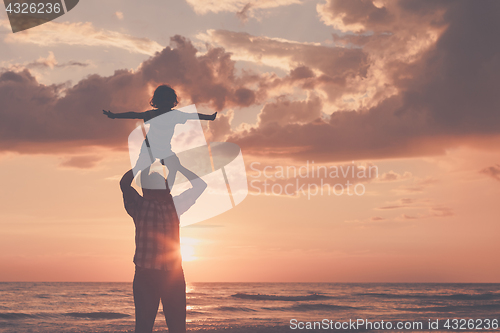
<box><xmin>0</xmin><ymin>311</ymin><xmax>131</xmax><ymax>321</ymax></box>
<box><xmin>397</xmin><ymin>304</ymin><xmax>500</xmax><ymax>313</ymax></box>
<box><xmin>263</xmin><ymin>303</ymin><xmax>360</xmax><ymax>312</ymax></box>
<box><xmin>356</xmin><ymin>292</ymin><xmax>500</xmax><ymax>301</ymax></box>
<box><xmin>216</xmin><ymin>306</ymin><xmax>257</xmax><ymax>312</ymax></box>
<box><xmin>63</xmin><ymin>312</ymin><xmax>130</xmax><ymax>319</ymax></box>
<box><xmin>187</xmin><ymin>292</ymin><xmax>207</xmax><ymax>296</ymax></box>
<box><xmin>186</xmin><ymin>310</ymin><xmax>206</xmax><ymax>316</ymax></box>
<box><xmin>0</xmin><ymin>312</ymin><xmax>39</xmax><ymax>319</ymax></box>
<box><xmin>108</xmin><ymin>289</ymin><xmax>123</xmax><ymax>293</ymax></box>
<box><xmin>231</xmin><ymin>293</ymin><xmax>331</xmax><ymax>301</ymax></box>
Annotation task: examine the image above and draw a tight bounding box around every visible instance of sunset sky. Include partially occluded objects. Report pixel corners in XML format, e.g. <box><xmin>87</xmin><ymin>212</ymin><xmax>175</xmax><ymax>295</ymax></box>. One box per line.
<box><xmin>1</xmin><ymin>0</ymin><xmax>499</xmax><ymax>283</ymax></box>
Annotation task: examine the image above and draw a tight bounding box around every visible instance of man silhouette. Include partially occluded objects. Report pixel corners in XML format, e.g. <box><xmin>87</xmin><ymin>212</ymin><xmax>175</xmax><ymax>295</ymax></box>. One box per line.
<box><xmin>120</xmin><ymin>165</ymin><xmax>206</xmax><ymax>333</ymax></box>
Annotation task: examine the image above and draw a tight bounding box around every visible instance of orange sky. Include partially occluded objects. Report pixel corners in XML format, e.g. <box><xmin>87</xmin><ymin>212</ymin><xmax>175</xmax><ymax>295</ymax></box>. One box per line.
<box><xmin>1</xmin><ymin>0</ymin><xmax>500</xmax><ymax>282</ymax></box>
<box><xmin>1</xmin><ymin>145</ymin><xmax>499</xmax><ymax>282</ymax></box>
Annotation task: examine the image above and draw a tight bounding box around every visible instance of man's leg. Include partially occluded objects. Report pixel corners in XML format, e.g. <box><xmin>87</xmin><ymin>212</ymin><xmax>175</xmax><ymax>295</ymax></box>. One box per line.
<box><xmin>160</xmin><ymin>267</ymin><xmax>186</xmax><ymax>333</ymax></box>
<box><xmin>133</xmin><ymin>267</ymin><xmax>161</xmax><ymax>333</ymax></box>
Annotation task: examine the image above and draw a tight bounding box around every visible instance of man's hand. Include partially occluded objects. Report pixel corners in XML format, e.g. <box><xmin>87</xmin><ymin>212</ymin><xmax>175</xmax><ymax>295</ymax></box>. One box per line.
<box><xmin>103</xmin><ymin>110</ymin><xmax>115</xmax><ymax>119</ymax></box>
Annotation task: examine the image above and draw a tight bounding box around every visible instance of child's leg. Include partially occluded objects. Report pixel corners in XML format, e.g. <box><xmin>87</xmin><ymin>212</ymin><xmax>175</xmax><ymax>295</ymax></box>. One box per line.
<box><xmin>161</xmin><ymin>155</ymin><xmax>181</xmax><ymax>189</ymax></box>
<box><xmin>162</xmin><ymin>154</ymin><xmax>201</xmax><ymax>188</ymax></box>
<box><xmin>133</xmin><ymin>140</ymin><xmax>155</xmax><ymax>176</ymax></box>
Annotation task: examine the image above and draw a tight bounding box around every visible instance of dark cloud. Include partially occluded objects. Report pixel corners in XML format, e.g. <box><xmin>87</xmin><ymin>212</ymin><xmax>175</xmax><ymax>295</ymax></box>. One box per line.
<box><xmin>0</xmin><ymin>68</ymin><xmax>144</xmax><ymax>153</ymax></box>
<box><xmin>480</xmin><ymin>164</ymin><xmax>500</xmax><ymax>181</ymax></box>
<box><xmin>290</xmin><ymin>66</ymin><xmax>315</xmax><ymax>80</ymax></box>
<box><xmin>236</xmin><ymin>3</ymin><xmax>252</xmax><ymax>22</ymax></box>
<box><xmin>230</xmin><ymin>96</ymin><xmax>449</xmax><ymax>161</ymax></box>
<box><xmin>140</xmin><ymin>36</ymin><xmax>259</xmax><ymax>111</ymax></box>
<box><xmin>318</xmin><ymin>0</ymin><xmax>449</xmax><ymax>33</ymax></box>
<box><xmin>206</xmin><ymin>110</ymin><xmax>234</xmax><ymax>142</ymax></box>
<box><xmin>57</xmin><ymin>61</ymin><xmax>89</xmax><ymax>68</ymax></box>
<box><xmin>396</xmin><ymin>1</ymin><xmax>500</xmax><ymax>135</ymax></box>
<box><xmin>205</xmin><ymin>29</ymin><xmax>369</xmax><ymax>89</ymax></box>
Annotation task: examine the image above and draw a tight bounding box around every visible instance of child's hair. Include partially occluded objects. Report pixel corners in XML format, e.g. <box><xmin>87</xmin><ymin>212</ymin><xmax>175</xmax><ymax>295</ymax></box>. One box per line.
<box><xmin>150</xmin><ymin>84</ymin><xmax>178</xmax><ymax>109</ymax></box>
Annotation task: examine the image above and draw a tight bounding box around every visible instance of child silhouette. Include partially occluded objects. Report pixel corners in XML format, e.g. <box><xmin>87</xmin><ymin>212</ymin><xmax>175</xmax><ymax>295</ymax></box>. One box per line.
<box><xmin>103</xmin><ymin>84</ymin><xmax>216</xmax><ymax>189</ymax></box>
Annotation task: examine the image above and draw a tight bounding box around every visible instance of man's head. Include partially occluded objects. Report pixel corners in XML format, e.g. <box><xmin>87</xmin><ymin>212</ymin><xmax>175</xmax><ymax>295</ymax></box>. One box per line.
<box><xmin>140</xmin><ymin>170</ymin><xmax>171</xmax><ymax>200</ymax></box>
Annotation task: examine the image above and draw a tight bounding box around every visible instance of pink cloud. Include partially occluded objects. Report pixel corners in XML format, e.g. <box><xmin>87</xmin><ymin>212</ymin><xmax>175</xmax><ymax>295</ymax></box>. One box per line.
<box><xmin>60</xmin><ymin>155</ymin><xmax>103</xmax><ymax>169</ymax></box>
<box><xmin>5</xmin><ymin>21</ymin><xmax>163</xmax><ymax>56</ymax></box>
<box><xmin>227</xmin><ymin>1</ymin><xmax>500</xmax><ymax>161</ymax></box>
<box><xmin>185</xmin><ymin>0</ymin><xmax>302</xmax><ymax>16</ymax></box>
<box><xmin>0</xmin><ymin>36</ymin><xmax>259</xmax><ymax>154</ymax></box>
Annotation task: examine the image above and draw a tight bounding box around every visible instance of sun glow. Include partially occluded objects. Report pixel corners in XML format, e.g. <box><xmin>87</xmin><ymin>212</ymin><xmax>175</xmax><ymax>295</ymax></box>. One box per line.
<box><xmin>180</xmin><ymin>237</ymin><xmax>200</xmax><ymax>262</ymax></box>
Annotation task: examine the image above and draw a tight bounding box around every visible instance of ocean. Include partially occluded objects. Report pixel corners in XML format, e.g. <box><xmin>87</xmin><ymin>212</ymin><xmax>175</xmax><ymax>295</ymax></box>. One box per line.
<box><xmin>0</xmin><ymin>283</ymin><xmax>499</xmax><ymax>332</ymax></box>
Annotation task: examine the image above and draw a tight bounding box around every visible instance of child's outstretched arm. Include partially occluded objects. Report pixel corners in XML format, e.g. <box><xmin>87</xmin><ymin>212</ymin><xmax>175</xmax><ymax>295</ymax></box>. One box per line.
<box><xmin>197</xmin><ymin>112</ymin><xmax>217</xmax><ymax>121</ymax></box>
<box><xmin>103</xmin><ymin>110</ymin><xmax>146</xmax><ymax>119</ymax></box>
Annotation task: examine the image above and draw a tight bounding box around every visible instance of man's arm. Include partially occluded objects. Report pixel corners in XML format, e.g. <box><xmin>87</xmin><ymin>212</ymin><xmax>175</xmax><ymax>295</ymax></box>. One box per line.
<box><xmin>120</xmin><ymin>169</ymin><xmax>135</xmax><ymax>193</ymax></box>
<box><xmin>120</xmin><ymin>169</ymin><xmax>142</xmax><ymax>217</ymax></box>
<box><xmin>103</xmin><ymin>110</ymin><xmax>146</xmax><ymax>119</ymax></box>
